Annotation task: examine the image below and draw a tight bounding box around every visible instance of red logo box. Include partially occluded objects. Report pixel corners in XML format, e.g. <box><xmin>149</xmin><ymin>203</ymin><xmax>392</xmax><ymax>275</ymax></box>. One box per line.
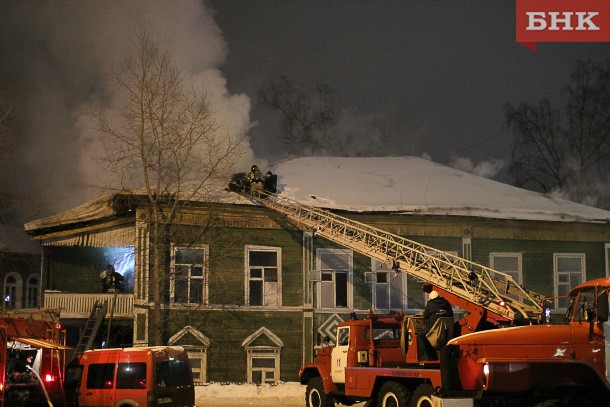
<box><xmin>516</xmin><ymin>0</ymin><xmax>610</xmax><ymax>50</ymax></box>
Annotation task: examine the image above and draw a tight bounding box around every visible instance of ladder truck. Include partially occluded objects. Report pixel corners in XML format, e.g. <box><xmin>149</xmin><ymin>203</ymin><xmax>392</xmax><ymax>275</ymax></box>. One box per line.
<box><xmin>229</xmin><ymin>183</ymin><xmax>610</xmax><ymax>407</ymax></box>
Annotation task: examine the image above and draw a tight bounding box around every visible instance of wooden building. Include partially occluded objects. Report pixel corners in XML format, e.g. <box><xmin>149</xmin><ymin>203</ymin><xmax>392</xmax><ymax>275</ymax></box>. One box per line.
<box><xmin>1</xmin><ymin>224</ymin><xmax>41</xmax><ymax>310</ymax></box>
<box><xmin>24</xmin><ymin>157</ymin><xmax>610</xmax><ymax>383</ymax></box>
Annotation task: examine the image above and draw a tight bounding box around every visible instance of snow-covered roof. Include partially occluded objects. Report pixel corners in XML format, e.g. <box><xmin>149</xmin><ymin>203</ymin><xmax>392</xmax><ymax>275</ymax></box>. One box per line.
<box><xmin>270</xmin><ymin>156</ymin><xmax>610</xmax><ymax>223</ymax></box>
<box><xmin>24</xmin><ymin>188</ymin><xmax>253</xmax><ymax>232</ymax></box>
<box><xmin>24</xmin><ymin>156</ymin><xmax>610</xmax><ymax>233</ymax></box>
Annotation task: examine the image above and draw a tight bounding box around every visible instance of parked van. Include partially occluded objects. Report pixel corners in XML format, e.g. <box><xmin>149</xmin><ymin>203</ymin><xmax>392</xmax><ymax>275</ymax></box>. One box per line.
<box><xmin>64</xmin><ymin>346</ymin><xmax>194</xmax><ymax>407</ymax></box>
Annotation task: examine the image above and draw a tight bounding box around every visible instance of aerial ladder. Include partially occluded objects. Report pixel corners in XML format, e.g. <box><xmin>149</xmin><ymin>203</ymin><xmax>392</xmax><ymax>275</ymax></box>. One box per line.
<box><xmin>230</xmin><ymin>185</ymin><xmax>545</xmax><ymax>331</ymax></box>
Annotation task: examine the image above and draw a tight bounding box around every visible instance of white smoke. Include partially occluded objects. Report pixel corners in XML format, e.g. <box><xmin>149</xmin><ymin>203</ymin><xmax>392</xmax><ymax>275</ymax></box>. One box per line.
<box><xmin>449</xmin><ymin>156</ymin><xmax>505</xmax><ymax>178</ymax></box>
<box><xmin>0</xmin><ymin>1</ymin><xmax>255</xmax><ymax>220</ymax></box>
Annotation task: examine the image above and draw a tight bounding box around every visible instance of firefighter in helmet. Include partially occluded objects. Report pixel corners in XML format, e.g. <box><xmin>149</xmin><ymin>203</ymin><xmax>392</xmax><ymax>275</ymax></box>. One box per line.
<box><xmin>100</xmin><ymin>264</ymin><xmax>124</xmax><ymax>293</ymax></box>
<box><xmin>247</xmin><ymin>165</ymin><xmax>264</xmax><ymax>192</ymax></box>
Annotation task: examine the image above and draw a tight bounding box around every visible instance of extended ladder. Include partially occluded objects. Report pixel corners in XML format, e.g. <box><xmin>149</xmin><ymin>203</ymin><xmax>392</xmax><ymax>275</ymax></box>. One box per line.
<box><xmin>237</xmin><ymin>189</ymin><xmax>544</xmax><ymax>322</ymax></box>
<box><xmin>72</xmin><ymin>300</ymin><xmax>108</xmax><ymax>359</ymax></box>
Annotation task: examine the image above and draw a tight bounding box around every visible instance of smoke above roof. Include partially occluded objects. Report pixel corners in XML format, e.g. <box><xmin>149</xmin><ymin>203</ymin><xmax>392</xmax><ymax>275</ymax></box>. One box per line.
<box><xmin>0</xmin><ymin>0</ymin><xmax>254</xmax><ymax>224</ymax></box>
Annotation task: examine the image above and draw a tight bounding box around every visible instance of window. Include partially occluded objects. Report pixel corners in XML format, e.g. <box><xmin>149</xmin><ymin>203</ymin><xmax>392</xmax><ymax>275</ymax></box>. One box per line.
<box><xmin>365</xmin><ymin>327</ymin><xmax>400</xmax><ymax>340</ymax></box>
<box><xmin>4</xmin><ymin>273</ymin><xmax>22</xmax><ymax>309</ymax></box>
<box><xmin>243</xmin><ymin>327</ymin><xmax>283</xmax><ymax>385</ymax></box>
<box><xmin>86</xmin><ymin>363</ymin><xmax>115</xmax><ymax>389</ymax></box>
<box><xmin>245</xmin><ymin>246</ymin><xmax>281</xmax><ymax>307</ymax></box>
<box><xmin>155</xmin><ymin>360</ymin><xmax>192</xmax><ymax>388</ymax></box>
<box><xmin>116</xmin><ymin>363</ymin><xmax>146</xmax><ymax>389</ymax></box>
<box><xmin>336</xmin><ymin>327</ymin><xmax>349</xmax><ymax>346</ymax></box>
<box><xmin>26</xmin><ymin>275</ymin><xmax>39</xmax><ymax>308</ymax></box>
<box><xmin>250</xmin><ymin>356</ymin><xmax>277</xmax><ymax>384</ymax></box>
<box><xmin>554</xmin><ymin>253</ymin><xmax>586</xmax><ymax>310</ymax></box>
<box><xmin>490</xmin><ymin>253</ymin><xmax>522</xmax><ymax>285</ymax></box>
<box><xmin>317</xmin><ymin>249</ymin><xmax>352</xmax><ymax>309</ymax></box>
<box><xmin>370</xmin><ymin>259</ymin><xmax>406</xmax><ymax>310</ymax></box>
<box><xmin>185</xmin><ymin>347</ymin><xmax>207</xmax><ymax>384</ymax></box>
<box><xmin>168</xmin><ymin>326</ymin><xmax>210</xmax><ymax>385</ymax></box>
<box><xmin>171</xmin><ymin>245</ymin><xmax>208</xmax><ymax>304</ymax></box>
<box><xmin>462</xmin><ymin>237</ymin><xmax>472</xmax><ymax>261</ymax></box>
<box><xmin>65</xmin><ymin>364</ymin><xmax>83</xmax><ymax>391</ymax></box>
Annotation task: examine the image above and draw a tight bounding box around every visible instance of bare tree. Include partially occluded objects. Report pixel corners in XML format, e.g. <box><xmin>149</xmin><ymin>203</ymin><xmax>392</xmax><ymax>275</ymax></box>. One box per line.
<box><xmin>258</xmin><ymin>76</ymin><xmax>335</xmax><ymax>156</ymax></box>
<box><xmin>506</xmin><ymin>59</ymin><xmax>610</xmax><ymax>207</ymax></box>
<box><xmin>258</xmin><ymin>76</ymin><xmax>395</xmax><ymax>157</ymax></box>
<box><xmin>94</xmin><ymin>28</ymin><xmax>244</xmax><ymax>345</ymax></box>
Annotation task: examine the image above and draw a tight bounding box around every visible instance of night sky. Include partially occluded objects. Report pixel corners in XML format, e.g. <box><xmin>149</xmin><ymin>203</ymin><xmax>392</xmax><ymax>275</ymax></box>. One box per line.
<box><xmin>211</xmin><ymin>1</ymin><xmax>609</xmax><ymax>169</ymax></box>
<box><xmin>0</xmin><ymin>1</ymin><xmax>609</xmax><ymax>223</ymax></box>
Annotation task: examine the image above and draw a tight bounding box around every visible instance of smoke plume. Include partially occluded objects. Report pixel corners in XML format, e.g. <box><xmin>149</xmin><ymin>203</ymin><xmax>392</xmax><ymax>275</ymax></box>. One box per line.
<box><xmin>0</xmin><ymin>1</ymin><xmax>254</xmax><ymax>223</ymax></box>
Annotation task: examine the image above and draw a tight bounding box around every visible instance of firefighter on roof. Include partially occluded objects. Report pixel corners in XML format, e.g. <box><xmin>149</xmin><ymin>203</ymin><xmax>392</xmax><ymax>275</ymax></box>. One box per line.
<box><xmin>247</xmin><ymin>165</ymin><xmax>264</xmax><ymax>192</ymax></box>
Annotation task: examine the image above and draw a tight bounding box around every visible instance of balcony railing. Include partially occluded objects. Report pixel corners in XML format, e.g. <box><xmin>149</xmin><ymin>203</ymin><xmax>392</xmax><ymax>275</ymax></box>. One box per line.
<box><xmin>43</xmin><ymin>291</ymin><xmax>134</xmax><ymax>319</ymax></box>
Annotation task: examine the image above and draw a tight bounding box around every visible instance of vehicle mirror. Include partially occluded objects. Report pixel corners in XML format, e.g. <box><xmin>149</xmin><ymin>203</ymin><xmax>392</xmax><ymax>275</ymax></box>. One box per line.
<box><xmin>597</xmin><ymin>290</ymin><xmax>609</xmax><ymax>323</ymax></box>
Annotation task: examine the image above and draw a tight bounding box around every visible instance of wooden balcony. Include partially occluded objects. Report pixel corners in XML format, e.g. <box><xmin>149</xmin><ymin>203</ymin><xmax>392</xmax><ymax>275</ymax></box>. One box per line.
<box><xmin>43</xmin><ymin>291</ymin><xmax>134</xmax><ymax>319</ymax></box>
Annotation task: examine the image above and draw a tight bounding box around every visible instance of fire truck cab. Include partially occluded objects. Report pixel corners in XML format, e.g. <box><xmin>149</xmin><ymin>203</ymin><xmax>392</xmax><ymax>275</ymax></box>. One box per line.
<box><xmin>439</xmin><ymin>278</ymin><xmax>610</xmax><ymax>405</ymax></box>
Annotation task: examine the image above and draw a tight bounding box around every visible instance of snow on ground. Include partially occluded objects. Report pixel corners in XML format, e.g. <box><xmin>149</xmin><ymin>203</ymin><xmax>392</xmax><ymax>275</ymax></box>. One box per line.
<box><xmin>195</xmin><ymin>382</ymin><xmax>306</xmax><ymax>406</ymax></box>
<box><xmin>270</xmin><ymin>156</ymin><xmax>610</xmax><ymax>223</ymax></box>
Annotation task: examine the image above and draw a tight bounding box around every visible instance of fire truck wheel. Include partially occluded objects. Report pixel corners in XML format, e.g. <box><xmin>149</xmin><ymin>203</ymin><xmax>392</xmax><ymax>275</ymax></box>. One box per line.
<box><xmin>377</xmin><ymin>381</ymin><xmax>411</xmax><ymax>407</ymax></box>
<box><xmin>306</xmin><ymin>377</ymin><xmax>334</xmax><ymax>407</ymax></box>
<box><xmin>411</xmin><ymin>383</ymin><xmax>434</xmax><ymax>407</ymax></box>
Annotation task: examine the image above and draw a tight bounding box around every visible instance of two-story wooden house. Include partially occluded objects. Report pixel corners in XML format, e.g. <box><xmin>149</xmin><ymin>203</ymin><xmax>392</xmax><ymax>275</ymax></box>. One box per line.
<box><xmin>24</xmin><ymin>156</ymin><xmax>610</xmax><ymax>384</ymax></box>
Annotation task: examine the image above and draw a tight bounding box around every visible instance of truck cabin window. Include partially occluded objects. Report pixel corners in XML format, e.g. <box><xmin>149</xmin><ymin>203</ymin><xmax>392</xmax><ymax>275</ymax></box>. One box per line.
<box><xmin>572</xmin><ymin>288</ymin><xmax>596</xmax><ymax>323</ymax></box>
<box><xmin>365</xmin><ymin>328</ymin><xmax>400</xmax><ymax>341</ymax></box>
<box><xmin>336</xmin><ymin>328</ymin><xmax>349</xmax><ymax>346</ymax></box>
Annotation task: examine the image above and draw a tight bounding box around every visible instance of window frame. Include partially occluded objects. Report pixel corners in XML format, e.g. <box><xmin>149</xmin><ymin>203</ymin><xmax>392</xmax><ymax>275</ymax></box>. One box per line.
<box><xmin>553</xmin><ymin>253</ymin><xmax>586</xmax><ymax>310</ymax></box>
<box><xmin>184</xmin><ymin>346</ymin><xmax>207</xmax><ymax>384</ymax></box>
<box><xmin>245</xmin><ymin>349</ymin><xmax>281</xmax><ymax>385</ymax></box>
<box><xmin>244</xmin><ymin>245</ymin><xmax>282</xmax><ymax>308</ymax></box>
<box><xmin>4</xmin><ymin>272</ymin><xmax>22</xmax><ymax>309</ymax></box>
<box><xmin>170</xmin><ymin>244</ymin><xmax>209</xmax><ymax>305</ymax></box>
<box><xmin>489</xmin><ymin>252</ymin><xmax>523</xmax><ymax>285</ymax></box>
<box><xmin>369</xmin><ymin>259</ymin><xmax>407</xmax><ymax>311</ymax></box>
<box><xmin>315</xmin><ymin>248</ymin><xmax>353</xmax><ymax>310</ymax></box>
<box><xmin>26</xmin><ymin>274</ymin><xmax>39</xmax><ymax>308</ymax></box>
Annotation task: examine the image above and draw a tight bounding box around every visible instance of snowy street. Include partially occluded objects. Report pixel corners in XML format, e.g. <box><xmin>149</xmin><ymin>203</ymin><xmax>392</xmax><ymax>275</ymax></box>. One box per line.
<box><xmin>194</xmin><ymin>382</ymin><xmax>367</xmax><ymax>407</ymax></box>
<box><xmin>195</xmin><ymin>382</ymin><xmax>306</xmax><ymax>406</ymax></box>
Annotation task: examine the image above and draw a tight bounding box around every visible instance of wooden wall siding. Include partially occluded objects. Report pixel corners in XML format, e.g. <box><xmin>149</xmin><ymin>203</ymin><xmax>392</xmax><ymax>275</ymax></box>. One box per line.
<box><xmin>169</xmin><ymin>205</ymin><xmax>300</xmax><ymax>231</ymax></box>
<box><xmin>204</xmin><ymin>227</ymin><xmax>303</xmax><ymax>307</ymax></box>
<box><xmin>348</xmin><ymin>213</ymin><xmax>610</xmax><ymax>242</ymax></box>
<box><xmin>164</xmin><ymin>309</ymin><xmax>303</xmax><ymax>382</ymax></box>
<box><xmin>471</xmin><ymin>239</ymin><xmax>608</xmax><ymax>297</ymax></box>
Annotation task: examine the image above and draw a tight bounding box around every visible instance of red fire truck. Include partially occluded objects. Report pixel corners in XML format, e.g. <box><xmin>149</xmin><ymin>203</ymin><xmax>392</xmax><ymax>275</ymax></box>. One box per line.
<box><xmin>299</xmin><ymin>278</ymin><xmax>609</xmax><ymax>407</ymax></box>
<box><xmin>231</xmin><ymin>185</ymin><xmax>610</xmax><ymax>406</ymax></box>
<box><xmin>0</xmin><ymin>308</ymin><xmax>69</xmax><ymax>407</ymax></box>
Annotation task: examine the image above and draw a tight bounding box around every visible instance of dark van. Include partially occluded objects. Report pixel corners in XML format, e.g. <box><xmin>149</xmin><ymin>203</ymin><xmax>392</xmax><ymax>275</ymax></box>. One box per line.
<box><xmin>65</xmin><ymin>346</ymin><xmax>194</xmax><ymax>407</ymax></box>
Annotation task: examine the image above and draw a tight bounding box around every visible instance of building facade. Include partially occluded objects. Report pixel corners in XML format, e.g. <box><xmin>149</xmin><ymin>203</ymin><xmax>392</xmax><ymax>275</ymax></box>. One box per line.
<box><xmin>1</xmin><ymin>224</ymin><xmax>42</xmax><ymax>311</ymax></box>
<box><xmin>24</xmin><ymin>157</ymin><xmax>610</xmax><ymax>383</ymax></box>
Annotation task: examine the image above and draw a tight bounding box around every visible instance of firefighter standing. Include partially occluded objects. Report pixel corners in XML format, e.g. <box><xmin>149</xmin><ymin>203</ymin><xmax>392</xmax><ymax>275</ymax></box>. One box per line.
<box><xmin>417</xmin><ymin>290</ymin><xmax>453</xmax><ymax>360</ymax></box>
<box><xmin>100</xmin><ymin>264</ymin><xmax>124</xmax><ymax>293</ymax></box>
